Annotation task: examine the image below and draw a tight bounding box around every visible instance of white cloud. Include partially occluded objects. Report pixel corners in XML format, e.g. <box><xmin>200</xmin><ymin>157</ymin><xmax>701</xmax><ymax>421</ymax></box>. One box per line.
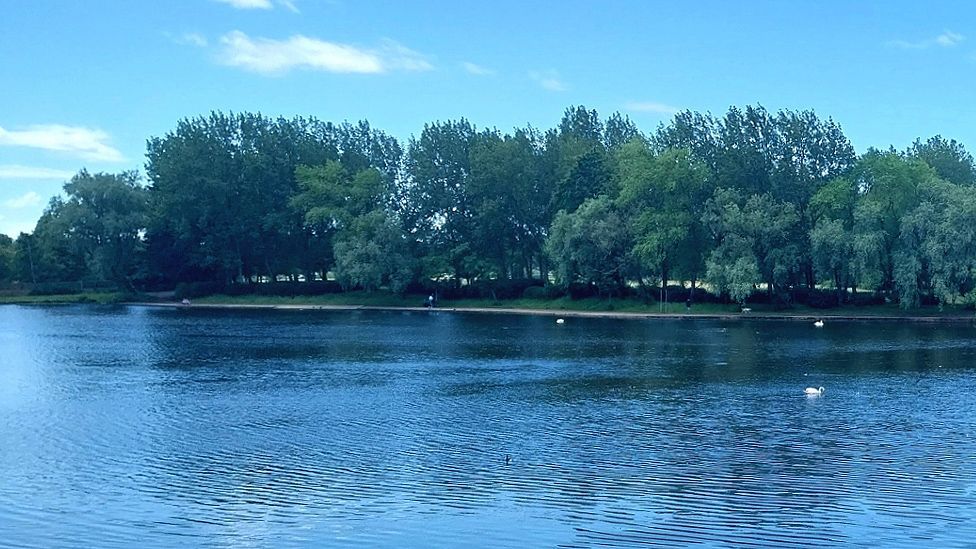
<box><xmin>215</xmin><ymin>0</ymin><xmax>273</xmax><ymax>9</ymax></box>
<box><xmin>217</xmin><ymin>31</ymin><xmax>432</xmax><ymax>75</ymax></box>
<box><xmin>888</xmin><ymin>30</ymin><xmax>964</xmax><ymax>49</ymax></box>
<box><xmin>175</xmin><ymin>32</ymin><xmax>208</xmax><ymax>47</ymax></box>
<box><xmin>936</xmin><ymin>30</ymin><xmax>964</xmax><ymax>46</ymax></box>
<box><xmin>0</xmin><ymin>165</ymin><xmax>75</xmax><ymax>180</ymax></box>
<box><xmin>529</xmin><ymin>70</ymin><xmax>567</xmax><ymax>92</ymax></box>
<box><xmin>624</xmin><ymin>101</ymin><xmax>680</xmax><ymax>115</ymax></box>
<box><xmin>376</xmin><ymin>39</ymin><xmax>433</xmax><ymax>72</ymax></box>
<box><xmin>278</xmin><ymin>0</ymin><xmax>299</xmax><ymax>13</ymax></box>
<box><xmin>214</xmin><ymin>0</ymin><xmax>301</xmax><ymax>11</ymax></box>
<box><xmin>462</xmin><ymin>61</ymin><xmax>495</xmax><ymax>76</ymax></box>
<box><xmin>3</xmin><ymin>191</ymin><xmax>42</xmax><ymax>209</ymax></box>
<box><xmin>0</xmin><ymin>125</ymin><xmax>124</xmax><ymax>162</ymax></box>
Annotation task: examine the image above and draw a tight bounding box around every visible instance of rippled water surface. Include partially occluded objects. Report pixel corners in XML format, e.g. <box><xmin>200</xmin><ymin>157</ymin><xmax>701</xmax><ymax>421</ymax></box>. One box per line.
<box><xmin>2</xmin><ymin>305</ymin><xmax>976</xmax><ymax>548</ymax></box>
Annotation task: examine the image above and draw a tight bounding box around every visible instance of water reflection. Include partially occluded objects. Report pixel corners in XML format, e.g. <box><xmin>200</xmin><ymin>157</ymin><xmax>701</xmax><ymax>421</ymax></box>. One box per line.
<box><xmin>1</xmin><ymin>305</ymin><xmax>975</xmax><ymax>547</ymax></box>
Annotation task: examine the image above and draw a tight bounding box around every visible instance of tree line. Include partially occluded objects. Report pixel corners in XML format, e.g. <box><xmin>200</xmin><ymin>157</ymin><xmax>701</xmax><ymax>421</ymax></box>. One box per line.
<box><xmin>2</xmin><ymin>105</ymin><xmax>975</xmax><ymax>308</ymax></box>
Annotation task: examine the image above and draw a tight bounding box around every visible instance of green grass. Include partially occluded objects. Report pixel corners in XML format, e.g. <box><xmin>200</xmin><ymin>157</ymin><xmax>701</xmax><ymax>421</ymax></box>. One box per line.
<box><xmin>10</xmin><ymin>289</ymin><xmax>970</xmax><ymax>319</ymax></box>
<box><xmin>444</xmin><ymin>296</ymin><xmax>739</xmax><ymax>314</ymax></box>
<box><xmin>184</xmin><ymin>292</ymin><xmax>976</xmax><ymax>318</ymax></box>
<box><xmin>192</xmin><ymin>291</ymin><xmax>421</xmax><ymax>307</ymax></box>
<box><xmin>0</xmin><ymin>292</ymin><xmax>133</xmax><ymax>305</ymax></box>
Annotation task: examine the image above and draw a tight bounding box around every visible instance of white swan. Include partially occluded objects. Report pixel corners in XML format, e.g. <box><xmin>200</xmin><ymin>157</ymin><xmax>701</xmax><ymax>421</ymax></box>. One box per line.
<box><xmin>804</xmin><ymin>386</ymin><xmax>825</xmax><ymax>395</ymax></box>
<box><xmin>556</xmin><ymin>318</ymin><xmax>565</xmax><ymax>324</ymax></box>
<box><xmin>814</xmin><ymin>319</ymin><xmax>824</xmax><ymax>327</ymax></box>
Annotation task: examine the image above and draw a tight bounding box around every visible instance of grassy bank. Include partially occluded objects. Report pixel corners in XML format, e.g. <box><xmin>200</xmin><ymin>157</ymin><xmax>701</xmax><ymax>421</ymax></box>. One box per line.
<box><xmin>8</xmin><ymin>289</ymin><xmax>975</xmax><ymax>320</ymax></box>
<box><xmin>184</xmin><ymin>291</ymin><xmax>976</xmax><ymax>320</ymax></box>
<box><xmin>0</xmin><ymin>292</ymin><xmax>134</xmax><ymax>305</ymax></box>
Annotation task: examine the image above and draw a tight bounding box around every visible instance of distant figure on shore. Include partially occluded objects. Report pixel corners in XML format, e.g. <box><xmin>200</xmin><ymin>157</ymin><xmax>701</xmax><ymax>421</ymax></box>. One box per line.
<box><xmin>427</xmin><ymin>294</ymin><xmax>435</xmax><ymax>309</ymax></box>
<box><xmin>686</xmin><ymin>298</ymin><xmax>692</xmax><ymax>311</ymax></box>
<box><xmin>181</xmin><ymin>298</ymin><xmax>191</xmax><ymax>306</ymax></box>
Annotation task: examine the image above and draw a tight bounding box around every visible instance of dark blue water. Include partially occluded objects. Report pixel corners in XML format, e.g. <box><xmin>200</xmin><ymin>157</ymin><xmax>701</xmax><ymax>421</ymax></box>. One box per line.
<box><xmin>2</xmin><ymin>305</ymin><xmax>976</xmax><ymax>548</ymax></box>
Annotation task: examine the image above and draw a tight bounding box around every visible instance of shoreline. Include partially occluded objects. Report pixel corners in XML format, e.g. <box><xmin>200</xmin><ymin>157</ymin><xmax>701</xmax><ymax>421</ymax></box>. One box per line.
<box><xmin>123</xmin><ymin>301</ymin><xmax>976</xmax><ymax>323</ymax></box>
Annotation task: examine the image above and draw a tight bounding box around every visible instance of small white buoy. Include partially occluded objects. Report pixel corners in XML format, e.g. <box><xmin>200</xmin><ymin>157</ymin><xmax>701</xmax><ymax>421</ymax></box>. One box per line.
<box><xmin>556</xmin><ymin>318</ymin><xmax>565</xmax><ymax>324</ymax></box>
<box><xmin>814</xmin><ymin>319</ymin><xmax>824</xmax><ymax>328</ymax></box>
<box><xmin>804</xmin><ymin>386</ymin><xmax>825</xmax><ymax>395</ymax></box>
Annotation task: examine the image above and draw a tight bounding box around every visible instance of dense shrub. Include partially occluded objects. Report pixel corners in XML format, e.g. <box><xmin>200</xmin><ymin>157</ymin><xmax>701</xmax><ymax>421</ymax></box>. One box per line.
<box><xmin>645</xmin><ymin>285</ymin><xmax>721</xmax><ymax>304</ymax></box>
<box><xmin>853</xmin><ymin>292</ymin><xmax>886</xmax><ymax>306</ymax></box>
<box><xmin>568</xmin><ymin>282</ymin><xmax>598</xmax><ymax>300</ymax></box>
<box><xmin>174</xmin><ymin>281</ymin><xmax>225</xmax><ymax>299</ymax></box>
<box><xmin>28</xmin><ymin>282</ymin><xmax>84</xmax><ymax>296</ymax></box>
<box><xmin>253</xmin><ymin>281</ymin><xmax>343</xmax><ymax>296</ymax></box>
<box><xmin>521</xmin><ymin>286</ymin><xmax>547</xmax><ymax>299</ymax></box>
<box><xmin>479</xmin><ymin>278</ymin><xmax>543</xmax><ymax>300</ymax></box>
<box><xmin>794</xmin><ymin>288</ymin><xmax>841</xmax><ymax>309</ymax></box>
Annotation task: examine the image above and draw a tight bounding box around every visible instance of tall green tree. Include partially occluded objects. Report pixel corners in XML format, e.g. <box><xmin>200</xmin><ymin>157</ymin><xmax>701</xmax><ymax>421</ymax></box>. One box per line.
<box><xmin>468</xmin><ymin>128</ymin><xmax>547</xmax><ymax>279</ymax></box>
<box><xmin>907</xmin><ymin>135</ymin><xmax>976</xmax><ymax>186</ymax></box>
<box><xmin>404</xmin><ymin>119</ymin><xmax>477</xmax><ymax>284</ymax></box>
<box><xmin>851</xmin><ymin>149</ymin><xmax>932</xmax><ymax>297</ymax></box>
<box><xmin>704</xmin><ymin>189</ymin><xmax>800</xmax><ymax>302</ymax></box>
<box><xmin>145</xmin><ymin>112</ymin><xmax>356</xmax><ymax>284</ymax></box>
<box><xmin>53</xmin><ymin>170</ymin><xmax>149</xmax><ymax>287</ymax></box>
<box><xmin>617</xmin><ymin>144</ymin><xmax>710</xmax><ymax>300</ymax></box>
<box><xmin>333</xmin><ymin>210</ymin><xmax>415</xmax><ymax>293</ymax></box>
<box><xmin>546</xmin><ymin>196</ymin><xmax>634</xmax><ymax>296</ymax></box>
<box><xmin>546</xmin><ymin>106</ymin><xmax>613</xmax><ymax>214</ymax></box>
<box><xmin>0</xmin><ymin>234</ymin><xmax>14</xmax><ymax>283</ymax></box>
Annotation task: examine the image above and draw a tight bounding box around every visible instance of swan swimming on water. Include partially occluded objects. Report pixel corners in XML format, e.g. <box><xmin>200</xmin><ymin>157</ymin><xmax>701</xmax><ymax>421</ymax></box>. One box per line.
<box><xmin>556</xmin><ymin>318</ymin><xmax>565</xmax><ymax>324</ymax></box>
<box><xmin>813</xmin><ymin>319</ymin><xmax>824</xmax><ymax>327</ymax></box>
<box><xmin>805</xmin><ymin>386</ymin><xmax>825</xmax><ymax>395</ymax></box>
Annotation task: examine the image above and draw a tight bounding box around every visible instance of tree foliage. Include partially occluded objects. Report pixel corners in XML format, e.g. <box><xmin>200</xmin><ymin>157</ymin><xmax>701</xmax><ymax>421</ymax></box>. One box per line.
<box><xmin>12</xmin><ymin>105</ymin><xmax>976</xmax><ymax>309</ymax></box>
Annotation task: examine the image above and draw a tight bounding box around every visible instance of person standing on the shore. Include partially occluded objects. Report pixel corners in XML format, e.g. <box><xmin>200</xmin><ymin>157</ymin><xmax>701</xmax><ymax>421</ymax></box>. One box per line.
<box><xmin>427</xmin><ymin>294</ymin><xmax>434</xmax><ymax>308</ymax></box>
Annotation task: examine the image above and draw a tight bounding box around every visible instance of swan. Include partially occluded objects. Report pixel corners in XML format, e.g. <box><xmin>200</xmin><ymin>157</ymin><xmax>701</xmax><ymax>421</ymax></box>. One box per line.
<box><xmin>556</xmin><ymin>318</ymin><xmax>565</xmax><ymax>324</ymax></box>
<box><xmin>814</xmin><ymin>319</ymin><xmax>824</xmax><ymax>327</ymax></box>
<box><xmin>804</xmin><ymin>386</ymin><xmax>825</xmax><ymax>395</ymax></box>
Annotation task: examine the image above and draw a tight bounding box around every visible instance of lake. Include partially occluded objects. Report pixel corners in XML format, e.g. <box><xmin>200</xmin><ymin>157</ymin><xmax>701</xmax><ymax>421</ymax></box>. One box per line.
<box><xmin>2</xmin><ymin>305</ymin><xmax>976</xmax><ymax>548</ymax></box>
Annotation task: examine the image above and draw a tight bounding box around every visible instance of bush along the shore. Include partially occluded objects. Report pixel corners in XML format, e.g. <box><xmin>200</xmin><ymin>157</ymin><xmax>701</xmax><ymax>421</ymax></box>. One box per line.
<box><xmin>5</xmin><ymin>105</ymin><xmax>976</xmax><ymax>310</ymax></box>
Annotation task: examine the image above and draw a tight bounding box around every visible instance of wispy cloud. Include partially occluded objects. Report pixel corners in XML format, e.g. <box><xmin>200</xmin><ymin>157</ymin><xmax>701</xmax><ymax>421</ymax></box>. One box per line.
<box><xmin>217</xmin><ymin>31</ymin><xmax>432</xmax><ymax>75</ymax></box>
<box><xmin>166</xmin><ymin>31</ymin><xmax>208</xmax><ymax>47</ymax></box>
<box><xmin>936</xmin><ymin>30</ymin><xmax>964</xmax><ymax>46</ymax></box>
<box><xmin>214</xmin><ymin>0</ymin><xmax>273</xmax><ymax>9</ymax></box>
<box><xmin>462</xmin><ymin>61</ymin><xmax>495</xmax><ymax>76</ymax></box>
<box><xmin>213</xmin><ymin>0</ymin><xmax>300</xmax><ymax>12</ymax></box>
<box><xmin>0</xmin><ymin>125</ymin><xmax>124</xmax><ymax>163</ymax></box>
<box><xmin>624</xmin><ymin>101</ymin><xmax>680</xmax><ymax>115</ymax></box>
<box><xmin>888</xmin><ymin>30</ymin><xmax>964</xmax><ymax>49</ymax></box>
<box><xmin>3</xmin><ymin>191</ymin><xmax>43</xmax><ymax>209</ymax></box>
<box><xmin>0</xmin><ymin>165</ymin><xmax>75</xmax><ymax>180</ymax></box>
<box><xmin>529</xmin><ymin>70</ymin><xmax>567</xmax><ymax>92</ymax></box>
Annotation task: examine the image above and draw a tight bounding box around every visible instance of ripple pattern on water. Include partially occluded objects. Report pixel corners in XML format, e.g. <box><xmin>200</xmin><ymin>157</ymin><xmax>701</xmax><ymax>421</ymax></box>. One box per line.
<box><xmin>1</xmin><ymin>305</ymin><xmax>976</xmax><ymax>547</ymax></box>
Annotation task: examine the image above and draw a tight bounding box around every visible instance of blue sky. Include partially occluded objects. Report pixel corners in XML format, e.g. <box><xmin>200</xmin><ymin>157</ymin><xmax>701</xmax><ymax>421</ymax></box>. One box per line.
<box><xmin>1</xmin><ymin>0</ymin><xmax>973</xmax><ymax>237</ymax></box>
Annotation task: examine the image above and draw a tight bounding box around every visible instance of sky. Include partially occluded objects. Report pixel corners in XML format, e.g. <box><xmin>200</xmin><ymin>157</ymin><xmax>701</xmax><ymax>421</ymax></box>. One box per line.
<box><xmin>1</xmin><ymin>0</ymin><xmax>974</xmax><ymax>238</ymax></box>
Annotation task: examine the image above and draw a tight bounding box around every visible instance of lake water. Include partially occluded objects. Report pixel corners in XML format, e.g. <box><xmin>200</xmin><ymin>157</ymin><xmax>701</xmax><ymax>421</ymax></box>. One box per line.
<box><xmin>2</xmin><ymin>305</ymin><xmax>976</xmax><ymax>548</ymax></box>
